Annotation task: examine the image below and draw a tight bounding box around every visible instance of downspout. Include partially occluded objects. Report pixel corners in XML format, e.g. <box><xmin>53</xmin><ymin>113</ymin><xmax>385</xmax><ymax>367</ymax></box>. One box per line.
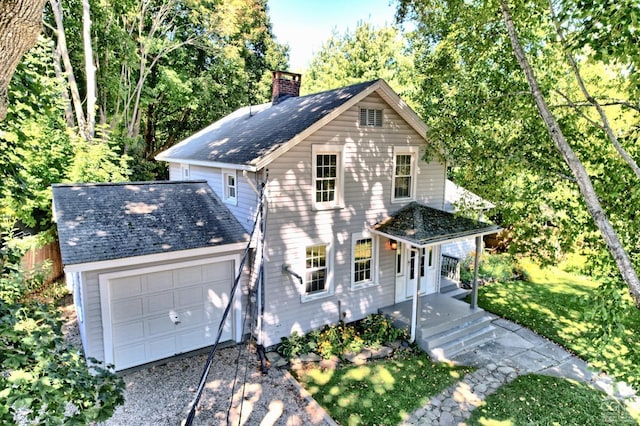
<box><xmin>256</xmin><ymin>171</ymin><xmax>269</xmax><ymax>373</ymax></box>
<box><xmin>410</xmin><ymin>248</ymin><xmax>419</xmax><ymax>343</ymax></box>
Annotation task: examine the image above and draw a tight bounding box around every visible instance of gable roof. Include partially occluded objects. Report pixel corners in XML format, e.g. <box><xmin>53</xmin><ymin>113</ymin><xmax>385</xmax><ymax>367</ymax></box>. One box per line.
<box><xmin>370</xmin><ymin>202</ymin><xmax>501</xmax><ymax>247</ymax></box>
<box><xmin>156</xmin><ymin>79</ymin><xmax>429</xmax><ymax>171</ymax></box>
<box><xmin>52</xmin><ymin>181</ymin><xmax>249</xmax><ymax>266</ymax></box>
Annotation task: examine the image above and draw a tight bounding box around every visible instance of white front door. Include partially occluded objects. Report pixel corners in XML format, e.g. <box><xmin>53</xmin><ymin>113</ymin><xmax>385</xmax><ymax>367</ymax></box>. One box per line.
<box><xmin>419</xmin><ymin>246</ymin><xmax>439</xmax><ymax>294</ymax></box>
<box><xmin>404</xmin><ymin>248</ymin><xmax>420</xmax><ymax>298</ymax></box>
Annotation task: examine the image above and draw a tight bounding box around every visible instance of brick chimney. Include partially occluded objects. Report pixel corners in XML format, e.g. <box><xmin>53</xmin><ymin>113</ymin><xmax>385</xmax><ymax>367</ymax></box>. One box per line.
<box><xmin>271</xmin><ymin>70</ymin><xmax>302</xmax><ymax>104</ymax></box>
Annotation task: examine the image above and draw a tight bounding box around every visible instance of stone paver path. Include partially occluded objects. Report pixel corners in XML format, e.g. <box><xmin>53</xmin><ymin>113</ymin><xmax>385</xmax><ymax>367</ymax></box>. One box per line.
<box><xmin>401</xmin><ymin>315</ymin><xmax>640</xmax><ymax>425</ymax></box>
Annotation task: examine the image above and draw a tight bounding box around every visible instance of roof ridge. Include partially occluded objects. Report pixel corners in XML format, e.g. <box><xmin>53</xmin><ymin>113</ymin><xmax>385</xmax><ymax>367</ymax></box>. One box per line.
<box><xmin>52</xmin><ymin>180</ymin><xmax>207</xmax><ymax>188</ymax></box>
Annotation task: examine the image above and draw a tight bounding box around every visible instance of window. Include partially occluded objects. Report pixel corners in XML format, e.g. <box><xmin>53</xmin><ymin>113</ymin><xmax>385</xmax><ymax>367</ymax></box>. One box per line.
<box><xmin>352</xmin><ymin>233</ymin><xmax>377</xmax><ymax>288</ymax></box>
<box><xmin>360</xmin><ymin>107</ymin><xmax>383</xmax><ymax>127</ymax></box>
<box><xmin>312</xmin><ymin>145</ymin><xmax>344</xmax><ymax>209</ymax></box>
<box><xmin>222</xmin><ymin>170</ymin><xmax>237</xmax><ymax>205</ymax></box>
<box><xmin>180</xmin><ymin>163</ymin><xmax>190</xmax><ymax>180</ymax></box>
<box><xmin>392</xmin><ymin>147</ymin><xmax>418</xmax><ymax>203</ymax></box>
<box><xmin>420</xmin><ymin>247</ymin><xmax>434</xmax><ymax>277</ymax></box>
<box><xmin>305</xmin><ymin>245</ymin><xmax>328</xmax><ymax>295</ymax></box>
<box><xmin>396</xmin><ymin>242</ymin><xmax>403</xmax><ymax>276</ymax></box>
<box><xmin>316</xmin><ymin>154</ymin><xmax>336</xmax><ymax>202</ymax></box>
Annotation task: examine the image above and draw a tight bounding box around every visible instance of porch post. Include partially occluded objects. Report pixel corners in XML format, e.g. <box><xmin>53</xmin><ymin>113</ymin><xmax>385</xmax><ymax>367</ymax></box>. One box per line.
<box><xmin>471</xmin><ymin>235</ymin><xmax>482</xmax><ymax>310</ymax></box>
<box><xmin>410</xmin><ymin>269</ymin><xmax>419</xmax><ymax>342</ymax></box>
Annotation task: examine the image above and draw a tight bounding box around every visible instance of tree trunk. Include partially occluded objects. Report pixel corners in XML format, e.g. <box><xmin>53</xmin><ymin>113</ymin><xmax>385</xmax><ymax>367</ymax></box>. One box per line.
<box><xmin>500</xmin><ymin>0</ymin><xmax>640</xmax><ymax>308</ymax></box>
<box><xmin>82</xmin><ymin>0</ymin><xmax>96</xmax><ymax>140</ymax></box>
<box><xmin>0</xmin><ymin>0</ymin><xmax>47</xmax><ymax>121</ymax></box>
<box><xmin>50</xmin><ymin>0</ymin><xmax>87</xmax><ymax>137</ymax></box>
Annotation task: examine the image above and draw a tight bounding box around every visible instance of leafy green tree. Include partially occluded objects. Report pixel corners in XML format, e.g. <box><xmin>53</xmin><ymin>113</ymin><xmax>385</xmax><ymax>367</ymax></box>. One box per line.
<box><xmin>397</xmin><ymin>0</ymin><xmax>640</xmax><ymax>307</ymax></box>
<box><xmin>304</xmin><ymin>22</ymin><xmax>415</xmax><ymax>98</ymax></box>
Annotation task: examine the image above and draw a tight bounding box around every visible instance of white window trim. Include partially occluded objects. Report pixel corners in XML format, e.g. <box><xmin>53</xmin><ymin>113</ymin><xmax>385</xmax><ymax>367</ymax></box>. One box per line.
<box><xmin>222</xmin><ymin>169</ymin><xmax>237</xmax><ymax>205</ymax></box>
<box><xmin>312</xmin><ymin>144</ymin><xmax>345</xmax><ymax>210</ymax></box>
<box><xmin>180</xmin><ymin>163</ymin><xmax>190</xmax><ymax>180</ymax></box>
<box><xmin>351</xmin><ymin>231</ymin><xmax>378</xmax><ymax>290</ymax></box>
<box><xmin>391</xmin><ymin>146</ymin><xmax>419</xmax><ymax>203</ymax></box>
<box><xmin>301</xmin><ymin>240</ymin><xmax>334</xmax><ymax>303</ymax></box>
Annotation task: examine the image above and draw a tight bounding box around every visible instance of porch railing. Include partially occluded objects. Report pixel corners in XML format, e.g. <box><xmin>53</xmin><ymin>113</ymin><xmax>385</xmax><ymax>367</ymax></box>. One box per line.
<box><xmin>441</xmin><ymin>254</ymin><xmax>461</xmax><ymax>282</ymax></box>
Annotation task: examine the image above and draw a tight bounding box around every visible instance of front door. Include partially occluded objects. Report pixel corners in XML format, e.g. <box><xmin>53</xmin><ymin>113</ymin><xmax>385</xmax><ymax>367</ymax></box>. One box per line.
<box><xmin>404</xmin><ymin>248</ymin><xmax>420</xmax><ymax>298</ymax></box>
<box><xmin>419</xmin><ymin>246</ymin><xmax>439</xmax><ymax>294</ymax></box>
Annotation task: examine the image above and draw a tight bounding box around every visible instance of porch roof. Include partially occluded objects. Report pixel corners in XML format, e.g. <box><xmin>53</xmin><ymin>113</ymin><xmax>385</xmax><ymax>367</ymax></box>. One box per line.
<box><xmin>370</xmin><ymin>202</ymin><xmax>501</xmax><ymax>248</ymax></box>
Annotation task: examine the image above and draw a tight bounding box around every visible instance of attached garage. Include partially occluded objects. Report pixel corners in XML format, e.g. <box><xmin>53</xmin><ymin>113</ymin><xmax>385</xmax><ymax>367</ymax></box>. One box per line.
<box><xmin>52</xmin><ymin>181</ymin><xmax>250</xmax><ymax>371</ymax></box>
<box><xmin>101</xmin><ymin>258</ymin><xmax>236</xmax><ymax>370</ymax></box>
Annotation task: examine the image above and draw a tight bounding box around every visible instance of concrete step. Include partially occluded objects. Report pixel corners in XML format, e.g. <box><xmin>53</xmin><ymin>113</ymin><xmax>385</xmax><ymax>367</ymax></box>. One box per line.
<box><xmin>425</xmin><ymin>323</ymin><xmax>497</xmax><ymax>361</ymax></box>
<box><xmin>419</xmin><ymin>308</ymin><xmax>487</xmax><ymax>339</ymax></box>
<box><xmin>440</xmin><ymin>280</ymin><xmax>459</xmax><ymax>293</ymax></box>
<box><xmin>443</xmin><ymin>288</ymin><xmax>470</xmax><ymax>300</ymax></box>
<box><xmin>420</xmin><ymin>314</ymin><xmax>494</xmax><ymax>348</ymax></box>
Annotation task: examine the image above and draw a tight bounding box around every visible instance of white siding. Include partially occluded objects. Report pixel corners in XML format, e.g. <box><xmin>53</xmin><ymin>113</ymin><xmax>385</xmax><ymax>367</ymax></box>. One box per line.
<box><xmin>260</xmin><ymin>92</ymin><xmax>446</xmax><ymax>346</ymax></box>
<box><xmin>168</xmin><ymin>163</ymin><xmax>260</xmax><ymax>232</ymax></box>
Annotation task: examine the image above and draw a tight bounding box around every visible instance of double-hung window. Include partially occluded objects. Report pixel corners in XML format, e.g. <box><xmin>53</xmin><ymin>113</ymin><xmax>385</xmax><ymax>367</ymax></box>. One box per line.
<box><xmin>305</xmin><ymin>244</ymin><xmax>328</xmax><ymax>295</ymax></box>
<box><xmin>392</xmin><ymin>146</ymin><xmax>418</xmax><ymax>203</ymax></box>
<box><xmin>222</xmin><ymin>169</ymin><xmax>237</xmax><ymax>205</ymax></box>
<box><xmin>312</xmin><ymin>145</ymin><xmax>344</xmax><ymax>209</ymax></box>
<box><xmin>352</xmin><ymin>232</ymin><xmax>377</xmax><ymax>288</ymax></box>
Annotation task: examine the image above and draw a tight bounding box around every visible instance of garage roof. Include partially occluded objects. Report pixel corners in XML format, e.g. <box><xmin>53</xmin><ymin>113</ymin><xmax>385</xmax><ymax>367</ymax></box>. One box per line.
<box><xmin>52</xmin><ymin>181</ymin><xmax>249</xmax><ymax>265</ymax></box>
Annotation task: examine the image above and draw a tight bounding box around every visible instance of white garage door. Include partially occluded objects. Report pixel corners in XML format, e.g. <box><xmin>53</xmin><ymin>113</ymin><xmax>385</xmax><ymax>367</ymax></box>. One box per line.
<box><xmin>104</xmin><ymin>260</ymin><xmax>234</xmax><ymax>370</ymax></box>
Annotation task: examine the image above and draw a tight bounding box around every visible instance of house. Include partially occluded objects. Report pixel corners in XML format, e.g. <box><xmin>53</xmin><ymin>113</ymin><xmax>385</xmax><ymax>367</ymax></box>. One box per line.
<box><xmin>53</xmin><ymin>71</ymin><xmax>500</xmax><ymax>371</ymax></box>
<box><xmin>441</xmin><ymin>179</ymin><xmax>495</xmax><ymax>261</ymax></box>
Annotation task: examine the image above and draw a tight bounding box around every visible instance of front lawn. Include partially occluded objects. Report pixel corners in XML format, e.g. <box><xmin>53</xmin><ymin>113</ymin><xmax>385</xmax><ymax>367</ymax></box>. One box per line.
<box><xmin>474</xmin><ymin>256</ymin><xmax>640</xmax><ymax>387</ymax></box>
<box><xmin>468</xmin><ymin>374</ymin><xmax>638</xmax><ymax>425</ymax></box>
<box><xmin>293</xmin><ymin>352</ymin><xmax>472</xmax><ymax>426</ymax></box>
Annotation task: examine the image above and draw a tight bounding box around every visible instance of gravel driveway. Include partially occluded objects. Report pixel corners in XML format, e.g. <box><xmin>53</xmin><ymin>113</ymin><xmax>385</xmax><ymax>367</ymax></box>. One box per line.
<box><xmin>61</xmin><ymin>304</ymin><xmax>331</xmax><ymax>425</ymax></box>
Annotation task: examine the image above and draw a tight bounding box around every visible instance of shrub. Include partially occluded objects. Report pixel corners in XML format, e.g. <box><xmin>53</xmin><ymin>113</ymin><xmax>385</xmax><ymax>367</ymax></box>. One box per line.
<box><xmin>277</xmin><ymin>314</ymin><xmax>408</xmax><ymax>360</ymax></box>
<box><xmin>0</xmin><ymin>243</ymin><xmax>124</xmax><ymax>424</ymax></box>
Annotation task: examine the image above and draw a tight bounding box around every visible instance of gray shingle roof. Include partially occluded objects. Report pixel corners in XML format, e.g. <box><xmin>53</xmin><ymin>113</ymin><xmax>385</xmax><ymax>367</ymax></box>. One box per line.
<box><xmin>372</xmin><ymin>202</ymin><xmax>501</xmax><ymax>246</ymax></box>
<box><xmin>156</xmin><ymin>79</ymin><xmax>379</xmax><ymax>166</ymax></box>
<box><xmin>52</xmin><ymin>181</ymin><xmax>249</xmax><ymax>265</ymax></box>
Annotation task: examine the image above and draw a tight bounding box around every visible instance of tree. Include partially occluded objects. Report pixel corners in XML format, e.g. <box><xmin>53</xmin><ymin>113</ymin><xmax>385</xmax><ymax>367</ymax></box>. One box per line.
<box><xmin>0</xmin><ymin>0</ymin><xmax>47</xmax><ymax>121</ymax></box>
<box><xmin>397</xmin><ymin>0</ymin><xmax>640</xmax><ymax>308</ymax></box>
<box><xmin>499</xmin><ymin>0</ymin><xmax>640</xmax><ymax>307</ymax></box>
<box><xmin>304</xmin><ymin>22</ymin><xmax>415</xmax><ymax>98</ymax></box>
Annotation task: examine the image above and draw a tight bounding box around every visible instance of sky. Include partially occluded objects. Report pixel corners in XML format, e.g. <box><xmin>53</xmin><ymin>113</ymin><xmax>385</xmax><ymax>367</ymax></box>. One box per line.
<box><xmin>268</xmin><ymin>0</ymin><xmax>399</xmax><ymax>72</ymax></box>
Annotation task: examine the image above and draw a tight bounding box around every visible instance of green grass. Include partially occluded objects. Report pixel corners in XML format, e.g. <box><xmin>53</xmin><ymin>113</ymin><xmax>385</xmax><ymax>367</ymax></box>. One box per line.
<box><xmin>468</xmin><ymin>374</ymin><xmax>638</xmax><ymax>425</ymax></box>
<box><xmin>474</xmin><ymin>258</ymin><xmax>640</xmax><ymax>387</ymax></box>
<box><xmin>293</xmin><ymin>351</ymin><xmax>473</xmax><ymax>426</ymax></box>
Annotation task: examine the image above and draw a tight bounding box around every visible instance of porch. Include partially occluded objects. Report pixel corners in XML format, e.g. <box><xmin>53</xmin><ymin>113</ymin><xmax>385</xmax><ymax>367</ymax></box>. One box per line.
<box><xmin>379</xmin><ymin>293</ymin><xmax>496</xmax><ymax>361</ymax></box>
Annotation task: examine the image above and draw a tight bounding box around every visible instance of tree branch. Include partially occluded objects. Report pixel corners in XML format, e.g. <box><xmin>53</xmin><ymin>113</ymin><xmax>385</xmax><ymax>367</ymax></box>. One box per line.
<box><xmin>548</xmin><ymin>0</ymin><xmax>640</xmax><ymax>180</ymax></box>
<box><xmin>500</xmin><ymin>0</ymin><xmax>640</xmax><ymax>308</ymax></box>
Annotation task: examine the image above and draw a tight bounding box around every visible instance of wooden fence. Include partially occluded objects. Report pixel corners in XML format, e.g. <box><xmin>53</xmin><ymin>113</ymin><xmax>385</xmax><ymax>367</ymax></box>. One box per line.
<box><xmin>21</xmin><ymin>240</ymin><xmax>64</xmax><ymax>285</ymax></box>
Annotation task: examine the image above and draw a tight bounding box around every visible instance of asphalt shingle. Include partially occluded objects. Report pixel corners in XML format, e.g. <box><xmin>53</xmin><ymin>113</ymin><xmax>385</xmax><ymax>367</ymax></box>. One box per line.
<box><xmin>372</xmin><ymin>202</ymin><xmax>501</xmax><ymax>246</ymax></box>
<box><xmin>157</xmin><ymin>79</ymin><xmax>379</xmax><ymax>165</ymax></box>
<box><xmin>52</xmin><ymin>181</ymin><xmax>249</xmax><ymax>265</ymax></box>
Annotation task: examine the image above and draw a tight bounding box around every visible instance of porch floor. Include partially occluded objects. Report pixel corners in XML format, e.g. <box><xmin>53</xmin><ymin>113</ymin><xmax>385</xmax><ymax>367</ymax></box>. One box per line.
<box><xmin>379</xmin><ymin>293</ymin><xmax>481</xmax><ymax>331</ymax></box>
<box><xmin>379</xmin><ymin>293</ymin><xmax>496</xmax><ymax>359</ymax></box>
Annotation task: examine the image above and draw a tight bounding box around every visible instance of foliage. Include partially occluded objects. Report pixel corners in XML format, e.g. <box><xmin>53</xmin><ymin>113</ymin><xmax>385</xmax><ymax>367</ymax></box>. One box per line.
<box><xmin>468</xmin><ymin>374</ymin><xmax>638</xmax><ymax>425</ymax></box>
<box><xmin>475</xmin><ymin>258</ymin><xmax>640</xmax><ymax>386</ymax></box>
<box><xmin>460</xmin><ymin>252</ymin><xmax>529</xmax><ymax>284</ymax></box>
<box><xmin>278</xmin><ymin>314</ymin><xmax>408</xmax><ymax>360</ymax></box>
<box><xmin>0</xmin><ymin>37</ymin><xmax>73</xmax><ymax>235</ymax></box>
<box><xmin>304</xmin><ymin>22</ymin><xmax>416</xmax><ymax>101</ymax></box>
<box><xmin>294</xmin><ymin>352</ymin><xmax>473</xmax><ymax>426</ymax></box>
<box><xmin>0</xmin><ymin>244</ymin><xmax>124</xmax><ymax>424</ymax></box>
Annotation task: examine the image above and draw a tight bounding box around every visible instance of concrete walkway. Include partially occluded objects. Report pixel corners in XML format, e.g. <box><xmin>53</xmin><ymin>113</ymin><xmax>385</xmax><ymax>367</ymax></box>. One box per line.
<box><xmin>401</xmin><ymin>314</ymin><xmax>640</xmax><ymax>425</ymax></box>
